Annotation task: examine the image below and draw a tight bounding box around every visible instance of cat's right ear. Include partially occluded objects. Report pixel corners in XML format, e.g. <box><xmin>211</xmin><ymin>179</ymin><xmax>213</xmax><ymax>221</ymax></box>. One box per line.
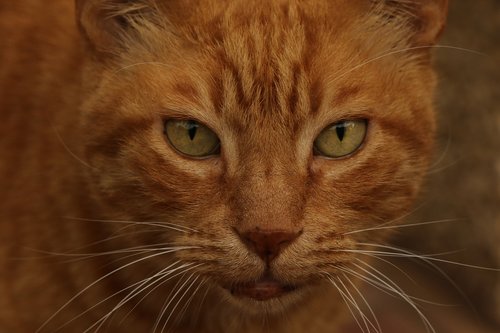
<box><xmin>75</xmin><ymin>0</ymin><xmax>159</xmax><ymax>55</ymax></box>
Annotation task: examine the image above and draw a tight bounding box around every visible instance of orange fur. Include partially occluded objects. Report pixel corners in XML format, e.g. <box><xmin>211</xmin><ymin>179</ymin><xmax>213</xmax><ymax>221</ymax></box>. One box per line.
<box><xmin>0</xmin><ymin>1</ymin><xmax>447</xmax><ymax>332</ymax></box>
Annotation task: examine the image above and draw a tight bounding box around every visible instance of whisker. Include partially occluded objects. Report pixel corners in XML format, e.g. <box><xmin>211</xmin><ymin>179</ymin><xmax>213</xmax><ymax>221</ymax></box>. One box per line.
<box><xmin>340</xmin><ymin>263</ymin><xmax>435</xmax><ymax>333</ymax></box>
<box><xmin>357</xmin><ymin>243</ymin><xmax>500</xmax><ymax>271</ymax></box>
<box><xmin>153</xmin><ymin>273</ymin><xmax>196</xmax><ymax>333</ymax></box>
<box><xmin>332</xmin><ymin>248</ymin><xmax>462</xmax><ymax>260</ymax></box>
<box><xmin>36</xmin><ymin>248</ymin><xmax>190</xmax><ymax>333</ymax></box>
<box><xmin>342</xmin><ymin>273</ymin><xmax>382</xmax><ymax>333</ymax></box>
<box><xmin>344</xmin><ymin>218</ymin><xmax>460</xmax><ymax>235</ymax></box>
<box><xmin>346</xmin><ymin>200</ymin><xmax>431</xmax><ymax>235</ymax></box>
<box><xmin>112</xmin><ymin>61</ymin><xmax>175</xmax><ymax>76</ymax></box>
<box><xmin>354</xmin><ymin>243</ymin><xmax>481</xmax><ymax>314</ymax></box>
<box><xmin>29</xmin><ymin>244</ymin><xmax>185</xmax><ymax>259</ymax></box>
<box><xmin>52</xmin><ymin>126</ymin><xmax>94</xmax><ymax>170</ymax></box>
<box><xmin>120</xmin><ymin>264</ymin><xmax>204</xmax><ymax>326</ymax></box>
<box><xmin>336</xmin><ymin>265</ymin><xmax>403</xmax><ymax>302</ymax></box>
<box><xmin>427</xmin><ymin>127</ymin><xmax>453</xmax><ymax>171</ymax></box>
<box><xmin>354</xmin><ymin>259</ymin><xmax>455</xmax><ymax>307</ymax></box>
<box><xmin>327</xmin><ymin>274</ymin><xmax>367</xmax><ymax>333</ymax></box>
<box><xmin>351</xmin><ymin>261</ymin><xmax>435</xmax><ymax>333</ymax></box>
<box><xmin>58</xmin><ymin>227</ymin><xmax>163</xmax><ymax>254</ymax></box>
<box><xmin>152</xmin><ymin>271</ymin><xmax>190</xmax><ymax>332</ymax></box>
<box><xmin>426</xmin><ymin>130</ymin><xmax>464</xmax><ymax>175</ymax></box>
<box><xmin>337</xmin><ymin>276</ymin><xmax>379</xmax><ymax>333</ymax></box>
<box><xmin>358</xmin><ymin>252</ymin><xmax>418</xmax><ymax>285</ymax></box>
<box><xmin>191</xmin><ymin>282</ymin><xmax>211</xmax><ymax>327</ymax></box>
<box><xmin>161</xmin><ymin>274</ymin><xmax>200</xmax><ymax>332</ymax></box>
<box><xmin>54</xmin><ymin>260</ymin><xmax>184</xmax><ymax>332</ymax></box>
<box><xmin>85</xmin><ymin>263</ymin><xmax>202</xmax><ymax>333</ymax></box>
<box><xmin>175</xmin><ymin>277</ymin><xmax>207</xmax><ymax>327</ymax></box>
<box><xmin>64</xmin><ymin>216</ymin><xmax>198</xmax><ymax>234</ymax></box>
<box><xmin>332</xmin><ymin>44</ymin><xmax>486</xmax><ymax>84</ymax></box>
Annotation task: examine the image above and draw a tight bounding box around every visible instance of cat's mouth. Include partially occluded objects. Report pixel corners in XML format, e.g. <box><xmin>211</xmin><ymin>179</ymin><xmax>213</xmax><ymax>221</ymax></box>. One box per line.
<box><xmin>226</xmin><ymin>276</ymin><xmax>298</xmax><ymax>301</ymax></box>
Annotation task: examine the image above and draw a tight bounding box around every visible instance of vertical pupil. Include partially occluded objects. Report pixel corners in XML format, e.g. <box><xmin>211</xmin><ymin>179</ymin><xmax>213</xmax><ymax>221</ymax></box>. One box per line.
<box><xmin>187</xmin><ymin>121</ymin><xmax>198</xmax><ymax>141</ymax></box>
<box><xmin>336</xmin><ymin>124</ymin><xmax>346</xmax><ymax>141</ymax></box>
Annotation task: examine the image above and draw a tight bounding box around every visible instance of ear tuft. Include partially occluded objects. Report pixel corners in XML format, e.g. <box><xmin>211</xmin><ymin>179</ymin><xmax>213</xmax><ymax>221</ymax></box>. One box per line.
<box><xmin>384</xmin><ymin>0</ymin><xmax>449</xmax><ymax>45</ymax></box>
<box><xmin>75</xmin><ymin>0</ymin><xmax>158</xmax><ymax>55</ymax></box>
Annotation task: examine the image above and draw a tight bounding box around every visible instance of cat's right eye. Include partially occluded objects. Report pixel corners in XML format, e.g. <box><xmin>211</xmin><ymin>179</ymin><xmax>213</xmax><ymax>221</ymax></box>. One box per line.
<box><xmin>164</xmin><ymin>120</ymin><xmax>220</xmax><ymax>158</ymax></box>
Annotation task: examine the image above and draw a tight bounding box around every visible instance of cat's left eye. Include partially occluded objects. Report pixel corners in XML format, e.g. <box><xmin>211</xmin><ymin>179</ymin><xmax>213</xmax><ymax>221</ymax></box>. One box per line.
<box><xmin>314</xmin><ymin>119</ymin><xmax>367</xmax><ymax>158</ymax></box>
<box><xmin>164</xmin><ymin>120</ymin><xmax>220</xmax><ymax>158</ymax></box>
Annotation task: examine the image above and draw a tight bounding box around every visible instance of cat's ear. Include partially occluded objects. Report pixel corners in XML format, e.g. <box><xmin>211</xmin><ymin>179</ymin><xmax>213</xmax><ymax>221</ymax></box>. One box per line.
<box><xmin>75</xmin><ymin>0</ymin><xmax>160</xmax><ymax>55</ymax></box>
<box><xmin>387</xmin><ymin>0</ymin><xmax>449</xmax><ymax>45</ymax></box>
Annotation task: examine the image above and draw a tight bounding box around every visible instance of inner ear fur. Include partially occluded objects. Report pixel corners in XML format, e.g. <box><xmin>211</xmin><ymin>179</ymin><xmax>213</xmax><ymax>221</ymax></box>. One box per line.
<box><xmin>75</xmin><ymin>0</ymin><xmax>158</xmax><ymax>55</ymax></box>
<box><xmin>385</xmin><ymin>0</ymin><xmax>449</xmax><ymax>45</ymax></box>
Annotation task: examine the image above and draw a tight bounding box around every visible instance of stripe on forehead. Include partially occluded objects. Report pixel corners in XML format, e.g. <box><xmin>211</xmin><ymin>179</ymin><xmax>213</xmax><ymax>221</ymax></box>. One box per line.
<box><xmin>204</xmin><ymin>2</ymin><xmax>319</xmax><ymax>126</ymax></box>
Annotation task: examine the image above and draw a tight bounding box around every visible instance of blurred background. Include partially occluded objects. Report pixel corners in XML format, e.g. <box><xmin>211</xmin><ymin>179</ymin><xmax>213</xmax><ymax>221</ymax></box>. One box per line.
<box><xmin>386</xmin><ymin>0</ymin><xmax>499</xmax><ymax>331</ymax></box>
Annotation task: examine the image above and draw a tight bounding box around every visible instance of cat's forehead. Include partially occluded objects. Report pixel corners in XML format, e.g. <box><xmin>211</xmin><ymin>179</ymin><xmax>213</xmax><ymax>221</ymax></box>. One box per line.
<box><xmin>158</xmin><ymin>0</ymin><xmax>388</xmax><ymax>120</ymax></box>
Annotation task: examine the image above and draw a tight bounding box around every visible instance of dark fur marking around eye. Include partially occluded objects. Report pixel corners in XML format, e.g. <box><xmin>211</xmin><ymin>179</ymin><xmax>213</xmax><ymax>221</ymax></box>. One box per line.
<box><xmin>86</xmin><ymin>116</ymin><xmax>154</xmax><ymax>158</ymax></box>
<box><xmin>334</xmin><ymin>85</ymin><xmax>361</xmax><ymax>106</ymax></box>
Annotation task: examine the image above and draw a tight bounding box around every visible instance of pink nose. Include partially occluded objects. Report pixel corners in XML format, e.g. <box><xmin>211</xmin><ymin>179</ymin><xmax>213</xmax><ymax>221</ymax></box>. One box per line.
<box><xmin>237</xmin><ymin>229</ymin><xmax>302</xmax><ymax>263</ymax></box>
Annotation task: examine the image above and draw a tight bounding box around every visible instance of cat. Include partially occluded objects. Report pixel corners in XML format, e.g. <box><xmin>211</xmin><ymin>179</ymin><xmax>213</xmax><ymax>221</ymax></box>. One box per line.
<box><xmin>0</xmin><ymin>0</ymin><xmax>450</xmax><ymax>332</ymax></box>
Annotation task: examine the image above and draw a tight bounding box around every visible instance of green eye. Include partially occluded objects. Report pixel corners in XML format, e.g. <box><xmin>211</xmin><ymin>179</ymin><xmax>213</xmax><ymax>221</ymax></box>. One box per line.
<box><xmin>164</xmin><ymin>120</ymin><xmax>220</xmax><ymax>157</ymax></box>
<box><xmin>314</xmin><ymin>120</ymin><xmax>367</xmax><ymax>158</ymax></box>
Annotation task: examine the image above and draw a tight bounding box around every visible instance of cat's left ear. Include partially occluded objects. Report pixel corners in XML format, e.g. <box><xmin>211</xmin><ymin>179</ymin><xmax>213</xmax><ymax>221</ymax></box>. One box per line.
<box><xmin>391</xmin><ymin>0</ymin><xmax>449</xmax><ymax>45</ymax></box>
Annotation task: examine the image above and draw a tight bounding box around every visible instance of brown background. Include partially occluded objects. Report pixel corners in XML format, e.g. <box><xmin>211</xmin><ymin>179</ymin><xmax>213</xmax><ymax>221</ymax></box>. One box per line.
<box><xmin>399</xmin><ymin>0</ymin><xmax>499</xmax><ymax>327</ymax></box>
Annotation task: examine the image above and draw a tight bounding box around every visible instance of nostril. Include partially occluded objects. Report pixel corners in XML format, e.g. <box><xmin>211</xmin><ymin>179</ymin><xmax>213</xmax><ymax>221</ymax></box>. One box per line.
<box><xmin>236</xmin><ymin>228</ymin><xmax>302</xmax><ymax>263</ymax></box>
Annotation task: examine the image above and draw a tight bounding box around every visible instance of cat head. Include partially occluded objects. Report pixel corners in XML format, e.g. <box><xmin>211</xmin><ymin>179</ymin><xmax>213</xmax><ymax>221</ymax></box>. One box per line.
<box><xmin>75</xmin><ymin>0</ymin><xmax>447</xmax><ymax>314</ymax></box>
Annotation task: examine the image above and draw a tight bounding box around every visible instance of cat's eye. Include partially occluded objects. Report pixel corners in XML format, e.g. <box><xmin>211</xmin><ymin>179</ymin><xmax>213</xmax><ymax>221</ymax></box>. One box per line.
<box><xmin>164</xmin><ymin>120</ymin><xmax>220</xmax><ymax>157</ymax></box>
<box><xmin>314</xmin><ymin>120</ymin><xmax>367</xmax><ymax>158</ymax></box>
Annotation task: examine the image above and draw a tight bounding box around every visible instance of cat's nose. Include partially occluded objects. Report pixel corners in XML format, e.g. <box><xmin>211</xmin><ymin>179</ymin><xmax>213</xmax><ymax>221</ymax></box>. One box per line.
<box><xmin>236</xmin><ymin>229</ymin><xmax>302</xmax><ymax>263</ymax></box>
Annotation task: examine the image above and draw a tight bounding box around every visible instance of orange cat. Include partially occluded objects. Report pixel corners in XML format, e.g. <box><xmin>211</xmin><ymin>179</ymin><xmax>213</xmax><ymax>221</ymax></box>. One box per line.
<box><xmin>0</xmin><ymin>1</ymin><xmax>448</xmax><ymax>332</ymax></box>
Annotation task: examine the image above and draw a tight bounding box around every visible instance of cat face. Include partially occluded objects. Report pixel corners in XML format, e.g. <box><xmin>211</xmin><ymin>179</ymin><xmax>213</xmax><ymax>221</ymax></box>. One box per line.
<box><xmin>77</xmin><ymin>0</ymin><xmax>446</xmax><ymax>313</ymax></box>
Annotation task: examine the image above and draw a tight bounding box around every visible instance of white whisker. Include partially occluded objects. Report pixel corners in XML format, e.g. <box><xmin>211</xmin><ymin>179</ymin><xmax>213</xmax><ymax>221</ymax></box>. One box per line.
<box><xmin>64</xmin><ymin>216</ymin><xmax>198</xmax><ymax>234</ymax></box>
<box><xmin>175</xmin><ymin>277</ymin><xmax>206</xmax><ymax>326</ymax></box>
<box><xmin>337</xmin><ymin>276</ymin><xmax>378</xmax><ymax>333</ymax></box>
<box><xmin>357</xmin><ymin>243</ymin><xmax>499</xmax><ymax>271</ymax></box>
<box><xmin>161</xmin><ymin>274</ymin><xmax>200</xmax><ymax>332</ymax></box>
<box><xmin>112</xmin><ymin>61</ymin><xmax>175</xmax><ymax>76</ymax></box>
<box><xmin>342</xmin><ymin>273</ymin><xmax>382</xmax><ymax>333</ymax></box>
<box><xmin>344</xmin><ymin>218</ymin><xmax>460</xmax><ymax>235</ymax></box>
<box><xmin>191</xmin><ymin>282</ymin><xmax>211</xmax><ymax>327</ymax></box>
<box><xmin>30</xmin><ymin>244</ymin><xmax>185</xmax><ymax>259</ymax></box>
<box><xmin>358</xmin><ymin>252</ymin><xmax>418</xmax><ymax>285</ymax></box>
<box><xmin>120</xmin><ymin>264</ymin><xmax>204</xmax><ymax>326</ymax></box>
<box><xmin>153</xmin><ymin>273</ymin><xmax>195</xmax><ymax>333</ymax></box>
<box><xmin>85</xmin><ymin>263</ymin><xmax>201</xmax><ymax>333</ymax></box>
<box><xmin>351</xmin><ymin>261</ymin><xmax>435</xmax><ymax>333</ymax></box>
<box><xmin>36</xmin><ymin>248</ymin><xmax>192</xmax><ymax>333</ymax></box>
<box><xmin>327</xmin><ymin>274</ymin><xmax>367</xmax><ymax>333</ymax></box>
<box><xmin>355</xmin><ymin>243</ymin><xmax>481</xmax><ymax>313</ymax></box>
<box><xmin>55</xmin><ymin>261</ymin><xmax>185</xmax><ymax>332</ymax></box>
<box><xmin>338</xmin><ymin>263</ymin><xmax>434</xmax><ymax>333</ymax></box>
<box><xmin>52</xmin><ymin>126</ymin><xmax>94</xmax><ymax>170</ymax></box>
<box><xmin>332</xmin><ymin>44</ymin><xmax>485</xmax><ymax>84</ymax></box>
